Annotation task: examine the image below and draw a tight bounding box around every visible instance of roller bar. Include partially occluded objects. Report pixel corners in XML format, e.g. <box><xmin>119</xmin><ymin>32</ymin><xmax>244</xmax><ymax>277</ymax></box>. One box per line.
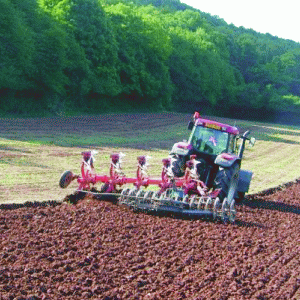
<box><xmin>131</xmin><ymin>203</ymin><xmax>214</xmax><ymax>219</ymax></box>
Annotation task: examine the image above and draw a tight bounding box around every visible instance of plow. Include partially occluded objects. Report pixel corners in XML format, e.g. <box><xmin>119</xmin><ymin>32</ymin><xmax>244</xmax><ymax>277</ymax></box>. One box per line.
<box><xmin>60</xmin><ymin>151</ymin><xmax>235</xmax><ymax>223</ymax></box>
<box><xmin>60</xmin><ymin>112</ymin><xmax>256</xmax><ymax>224</ymax></box>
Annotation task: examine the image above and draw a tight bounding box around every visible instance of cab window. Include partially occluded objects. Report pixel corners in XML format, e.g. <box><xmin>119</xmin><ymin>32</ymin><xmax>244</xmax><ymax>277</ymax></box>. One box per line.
<box><xmin>228</xmin><ymin>134</ymin><xmax>238</xmax><ymax>154</ymax></box>
<box><xmin>189</xmin><ymin>126</ymin><xmax>229</xmax><ymax>155</ymax></box>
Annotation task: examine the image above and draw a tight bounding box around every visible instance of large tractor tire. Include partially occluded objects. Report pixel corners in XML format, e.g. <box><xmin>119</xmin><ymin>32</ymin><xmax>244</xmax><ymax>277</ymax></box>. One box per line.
<box><xmin>171</xmin><ymin>155</ymin><xmax>185</xmax><ymax>177</ymax></box>
<box><xmin>214</xmin><ymin>163</ymin><xmax>240</xmax><ymax>203</ymax></box>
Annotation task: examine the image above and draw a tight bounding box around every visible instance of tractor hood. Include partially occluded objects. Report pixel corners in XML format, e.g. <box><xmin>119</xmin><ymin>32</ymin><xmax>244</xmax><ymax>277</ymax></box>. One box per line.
<box><xmin>170</xmin><ymin>142</ymin><xmax>192</xmax><ymax>156</ymax></box>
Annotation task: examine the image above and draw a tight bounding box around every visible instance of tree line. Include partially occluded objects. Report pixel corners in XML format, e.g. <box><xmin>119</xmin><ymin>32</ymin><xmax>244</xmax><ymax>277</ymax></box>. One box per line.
<box><xmin>1</xmin><ymin>0</ymin><xmax>300</xmax><ymax>120</ymax></box>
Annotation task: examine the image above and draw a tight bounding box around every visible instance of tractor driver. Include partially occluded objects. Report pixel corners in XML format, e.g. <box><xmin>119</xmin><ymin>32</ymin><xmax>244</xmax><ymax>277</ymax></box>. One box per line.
<box><xmin>204</xmin><ymin>130</ymin><xmax>228</xmax><ymax>155</ymax></box>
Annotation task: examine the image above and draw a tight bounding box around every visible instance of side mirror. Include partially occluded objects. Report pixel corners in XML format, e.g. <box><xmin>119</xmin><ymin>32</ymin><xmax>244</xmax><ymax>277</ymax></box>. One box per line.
<box><xmin>249</xmin><ymin>137</ymin><xmax>256</xmax><ymax>147</ymax></box>
<box><xmin>188</xmin><ymin>121</ymin><xmax>194</xmax><ymax>130</ymax></box>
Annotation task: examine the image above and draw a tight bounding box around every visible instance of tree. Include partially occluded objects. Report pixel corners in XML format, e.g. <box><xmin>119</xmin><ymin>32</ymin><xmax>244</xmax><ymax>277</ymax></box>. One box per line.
<box><xmin>104</xmin><ymin>3</ymin><xmax>173</xmax><ymax>110</ymax></box>
<box><xmin>0</xmin><ymin>0</ymin><xmax>34</xmax><ymax>91</ymax></box>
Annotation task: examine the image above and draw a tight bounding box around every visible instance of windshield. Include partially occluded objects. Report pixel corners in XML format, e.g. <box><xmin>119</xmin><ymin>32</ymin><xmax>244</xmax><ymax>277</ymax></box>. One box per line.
<box><xmin>189</xmin><ymin>126</ymin><xmax>229</xmax><ymax>155</ymax></box>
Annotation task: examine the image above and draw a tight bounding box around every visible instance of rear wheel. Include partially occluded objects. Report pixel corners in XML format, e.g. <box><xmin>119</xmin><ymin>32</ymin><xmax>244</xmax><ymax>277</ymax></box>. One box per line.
<box><xmin>214</xmin><ymin>163</ymin><xmax>240</xmax><ymax>203</ymax></box>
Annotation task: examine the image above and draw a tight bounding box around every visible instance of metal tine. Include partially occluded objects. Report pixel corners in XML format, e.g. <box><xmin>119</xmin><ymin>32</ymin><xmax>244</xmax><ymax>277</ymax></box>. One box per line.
<box><xmin>213</xmin><ymin>197</ymin><xmax>221</xmax><ymax>220</ymax></box>
<box><xmin>135</xmin><ymin>190</ymin><xmax>144</xmax><ymax>205</ymax></box>
<box><xmin>143</xmin><ymin>190</ymin><xmax>154</xmax><ymax>204</ymax></box>
<box><xmin>197</xmin><ymin>196</ymin><xmax>205</xmax><ymax>210</ymax></box>
<box><xmin>128</xmin><ymin>188</ymin><xmax>138</xmax><ymax>206</ymax></box>
<box><xmin>229</xmin><ymin>200</ymin><xmax>236</xmax><ymax>223</ymax></box>
<box><xmin>205</xmin><ymin>197</ymin><xmax>213</xmax><ymax>211</ymax></box>
<box><xmin>189</xmin><ymin>195</ymin><xmax>197</xmax><ymax>209</ymax></box>
<box><xmin>221</xmin><ymin>198</ymin><xmax>230</xmax><ymax>222</ymax></box>
<box><xmin>120</xmin><ymin>188</ymin><xmax>130</xmax><ymax>203</ymax></box>
<box><xmin>182</xmin><ymin>195</ymin><xmax>189</xmax><ymax>203</ymax></box>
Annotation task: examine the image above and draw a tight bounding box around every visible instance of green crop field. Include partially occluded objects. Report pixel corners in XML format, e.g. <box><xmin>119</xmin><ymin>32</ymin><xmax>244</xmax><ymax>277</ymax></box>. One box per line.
<box><xmin>1</xmin><ymin>112</ymin><xmax>300</xmax><ymax>204</ymax></box>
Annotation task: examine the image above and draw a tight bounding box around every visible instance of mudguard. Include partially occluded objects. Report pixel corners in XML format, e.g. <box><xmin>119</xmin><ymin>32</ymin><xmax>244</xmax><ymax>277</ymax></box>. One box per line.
<box><xmin>237</xmin><ymin>169</ymin><xmax>253</xmax><ymax>193</ymax></box>
<box><xmin>214</xmin><ymin>153</ymin><xmax>240</xmax><ymax>168</ymax></box>
<box><xmin>170</xmin><ymin>142</ymin><xmax>192</xmax><ymax>156</ymax></box>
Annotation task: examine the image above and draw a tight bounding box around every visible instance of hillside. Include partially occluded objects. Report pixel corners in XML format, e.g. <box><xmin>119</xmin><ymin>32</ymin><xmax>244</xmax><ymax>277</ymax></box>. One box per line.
<box><xmin>1</xmin><ymin>0</ymin><xmax>300</xmax><ymax>121</ymax></box>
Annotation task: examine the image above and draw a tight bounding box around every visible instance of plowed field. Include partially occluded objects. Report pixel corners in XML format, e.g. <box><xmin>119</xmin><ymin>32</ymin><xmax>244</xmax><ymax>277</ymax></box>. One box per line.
<box><xmin>1</xmin><ymin>183</ymin><xmax>300</xmax><ymax>300</ymax></box>
<box><xmin>1</xmin><ymin>113</ymin><xmax>300</xmax><ymax>299</ymax></box>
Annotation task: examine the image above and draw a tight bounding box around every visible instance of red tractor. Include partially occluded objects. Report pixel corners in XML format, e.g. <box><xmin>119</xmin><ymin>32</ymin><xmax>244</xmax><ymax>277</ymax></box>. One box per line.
<box><xmin>169</xmin><ymin>112</ymin><xmax>255</xmax><ymax>205</ymax></box>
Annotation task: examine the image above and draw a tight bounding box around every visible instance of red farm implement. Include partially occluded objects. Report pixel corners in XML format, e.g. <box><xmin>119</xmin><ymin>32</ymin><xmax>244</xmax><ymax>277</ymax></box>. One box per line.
<box><xmin>59</xmin><ymin>112</ymin><xmax>256</xmax><ymax>223</ymax></box>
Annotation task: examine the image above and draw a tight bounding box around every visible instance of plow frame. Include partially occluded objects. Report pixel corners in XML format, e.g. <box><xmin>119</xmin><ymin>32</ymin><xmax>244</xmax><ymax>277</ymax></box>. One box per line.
<box><xmin>60</xmin><ymin>151</ymin><xmax>237</xmax><ymax>223</ymax></box>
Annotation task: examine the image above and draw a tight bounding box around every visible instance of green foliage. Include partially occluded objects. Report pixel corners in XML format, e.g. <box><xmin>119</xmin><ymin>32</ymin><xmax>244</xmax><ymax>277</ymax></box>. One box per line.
<box><xmin>37</xmin><ymin>0</ymin><xmax>73</xmax><ymax>25</ymax></box>
<box><xmin>34</xmin><ymin>26</ymin><xmax>68</xmax><ymax>92</ymax></box>
<box><xmin>0</xmin><ymin>0</ymin><xmax>34</xmax><ymax>90</ymax></box>
<box><xmin>1</xmin><ymin>0</ymin><xmax>300</xmax><ymax>119</ymax></box>
<box><xmin>63</xmin><ymin>33</ymin><xmax>91</xmax><ymax>103</ymax></box>
<box><xmin>235</xmin><ymin>83</ymin><xmax>264</xmax><ymax>109</ymax></box>
<box><xmin>70</xmin><ymin>0</ymin><xmax>120</xmax><ymax>97</ymax></box>
<box><xmin>166</xmin><ymin>15</ymin><xmax>236</xmax><ymax>108</ymax></box>
<box><xmin>103</xmin><ymin>3</ymin><xmax>173</xmax><ymax>109</ymax></box>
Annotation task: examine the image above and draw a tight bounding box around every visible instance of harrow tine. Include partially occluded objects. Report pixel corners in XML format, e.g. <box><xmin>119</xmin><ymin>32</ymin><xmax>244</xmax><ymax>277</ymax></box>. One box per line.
<box><xmin>205</xmin><ymin>197</ymin><xmax>213</xmax><ymax>211</ymax></box>
<box><xmin>135</xmin><ymin>190</ymin><xmax>145</xmax><ymax>205</ymax></box>
<box><xmin>126</xmin><ymin>188</ymin><xmax>138</xmax><ymax>206</ymax></box>
<box><xmin>152</xmin><ymin>191</ymin><xmax>160</xmax><ymax>201</ymax></box>
<box><xmin>174</xmin><ymin>194</ymin><xmax>182</xmax><ymax>202</ymax></box>
<box><xmin>183</xmin><ymin>195</ymin><xmax>189</xmax><ymax>203</ymax></box>
<box><xmin>189</xmin><ymin>195</ymin><xmax>197</xmax><ymax>209</ymax></box>
<box><xmin>143</xmin><ymin>191</ymin><xmax>154</xmax><ymax>204</ymax></box>
<box><xmin>197</xmin><ymin>197</ymin><xmax>205</xmax><ymax>210</ymax></box>
<box><xmin>159</xmin><ymin>192</ymin><xmax>166</xmax><ymax>201</ymax></box>
<box><xmin>120</xmin><ymin>188</ymin><xmax>131</xmax><ymax>204</ymax></box>
<box><xmin>229</xmin><ymin>200</ymin><xmax>236</xmax><ymax>223</ymax></box>
<box><xmin>213</xmin><ymin>197</ymin><xmax>221</xmax><ymax>220</ymax></box>
<box><xmin>221</xmin><ymin>198</ymin><xmax>230</xmax><ymax>223</ymax></box>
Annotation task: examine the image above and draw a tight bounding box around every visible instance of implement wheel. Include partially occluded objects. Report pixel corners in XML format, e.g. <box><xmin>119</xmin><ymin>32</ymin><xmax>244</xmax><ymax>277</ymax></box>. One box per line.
<box><xmin>59</xmin><ymin>171</ymin><xmax>74</xmax><ymax>188</ymax></box>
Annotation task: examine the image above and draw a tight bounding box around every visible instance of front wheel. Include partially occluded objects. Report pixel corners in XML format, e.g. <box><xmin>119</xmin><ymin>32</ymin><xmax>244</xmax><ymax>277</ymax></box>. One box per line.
<box><xmin>214</xmin><ymin>163</ymin><xmax>240</xmax><ymax>204</ymax></box>
<box><xmin>170</xmin><ymin>155</ymin><xmax>185</xmax><ymax>177</ymax></box>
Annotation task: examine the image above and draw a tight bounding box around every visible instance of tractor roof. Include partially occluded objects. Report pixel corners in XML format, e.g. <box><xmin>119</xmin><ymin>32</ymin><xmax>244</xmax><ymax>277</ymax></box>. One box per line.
<box><xmin>193</xmin><ymin>113</ymin><xmax>239</xmax><ymax>135</ymax></box>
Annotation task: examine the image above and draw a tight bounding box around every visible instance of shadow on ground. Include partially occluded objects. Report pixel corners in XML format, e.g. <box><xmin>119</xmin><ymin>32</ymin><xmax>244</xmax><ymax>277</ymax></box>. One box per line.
<box><xmin>242</xmin><ymin>198</ymin><xmax>300</xmax><ymax>215</ymax></box>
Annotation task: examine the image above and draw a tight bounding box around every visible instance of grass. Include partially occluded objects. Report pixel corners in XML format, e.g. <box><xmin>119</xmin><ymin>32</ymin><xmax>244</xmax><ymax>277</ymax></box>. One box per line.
<box><xmin>1</xmin><ymin>123</ymin><xmax>188</xmax><ymax>148</ymax></box>
<box><xmin>1</xmin><ymin>112</ymin><xmax>300</xmax><ymax>204</ymax></box>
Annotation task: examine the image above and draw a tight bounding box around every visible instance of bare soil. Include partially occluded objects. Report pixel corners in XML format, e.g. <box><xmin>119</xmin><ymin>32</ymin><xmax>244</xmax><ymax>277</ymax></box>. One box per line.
<box><xmin>1</xmin><ymin>113</ymin><xmax>300</xmax><ymax>299</ymax></box>
<box><xmin>0</xmin><ymin>183</ymin><xmax>300</xmax><ymax>300</ymax></box>
<box><xmin>1</xmin><ymin>112</ymin><xmax>297</xmax><ymax>149</ymax></box>
<box><xmin>0</xmin><ymin>113</ymin><xmax>192</xmax><ymax>149</ymax></box>
<box><xmin>0</xmin><ymin>113</ymin><xmax>188</xmax><ymax>133</ymax></box>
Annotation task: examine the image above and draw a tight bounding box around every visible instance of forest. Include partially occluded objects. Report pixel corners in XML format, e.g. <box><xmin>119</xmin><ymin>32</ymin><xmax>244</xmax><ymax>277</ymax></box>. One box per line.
<box><xmin>1</xmin><ymin>0</ymin><xmax>300</xmax><ymax>121</ymax></box>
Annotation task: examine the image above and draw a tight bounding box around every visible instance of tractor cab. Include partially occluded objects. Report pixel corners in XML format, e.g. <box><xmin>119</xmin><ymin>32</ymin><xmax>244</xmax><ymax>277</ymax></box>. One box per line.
<box><xmin>189</xmin><ymin>126</ymin><xmax>237</xmax><ymax>156</ymax></box>
<box><xmin>187</xmin><ymin>112</ymin><xmax>239</xmax><ymax>158</ymax></box>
